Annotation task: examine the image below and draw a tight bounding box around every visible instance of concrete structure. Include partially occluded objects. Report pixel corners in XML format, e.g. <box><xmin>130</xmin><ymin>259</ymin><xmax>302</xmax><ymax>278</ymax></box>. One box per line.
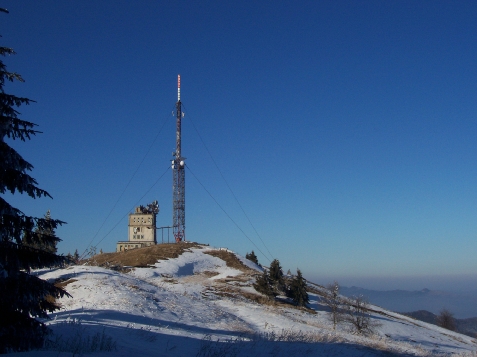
<box><xmin>116</xmin><ymin>201</ymin><xmax>159</xmax><ymax>252</ymax></box>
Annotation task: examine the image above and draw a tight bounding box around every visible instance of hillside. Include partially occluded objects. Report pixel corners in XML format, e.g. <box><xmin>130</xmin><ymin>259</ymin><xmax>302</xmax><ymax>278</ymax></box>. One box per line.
<box><xmin>14</xmin><ymin>244</ymin><xmax>477</xmax><ymax>356</ymax></box>
<box><xmin>405</xmin><ymin>310</ymin><xmax>477</xmax><ymax>338</ymax></box>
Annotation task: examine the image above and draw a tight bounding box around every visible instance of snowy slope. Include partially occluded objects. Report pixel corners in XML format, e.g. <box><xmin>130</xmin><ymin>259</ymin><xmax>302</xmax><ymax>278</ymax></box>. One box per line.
<box><xmin>9</xmin><ymin>245</ymin><xmax>477</xmax><ymax>356</ymax></box>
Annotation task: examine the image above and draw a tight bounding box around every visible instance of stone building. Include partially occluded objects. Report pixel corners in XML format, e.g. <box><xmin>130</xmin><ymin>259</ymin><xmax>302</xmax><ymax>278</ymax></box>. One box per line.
<box><xmin>116</xmin><ymin>201</ymin><xmax>159</xmax><ymax>252</ymax></box>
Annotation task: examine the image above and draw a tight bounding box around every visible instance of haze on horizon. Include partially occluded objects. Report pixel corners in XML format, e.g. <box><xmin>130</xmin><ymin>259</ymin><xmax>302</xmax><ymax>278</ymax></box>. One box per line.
<box><xmin>310</xmin><ymin>273</ymin><xmax>477</xmax><ymax>293</ymax></box>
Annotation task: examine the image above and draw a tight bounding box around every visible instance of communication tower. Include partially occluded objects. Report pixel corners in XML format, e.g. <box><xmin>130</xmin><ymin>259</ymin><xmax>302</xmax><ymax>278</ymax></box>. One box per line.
<box><xmin>172</xmin><ymin>75</ymin><xmax>185</xmax><ymax>242</ymax></box>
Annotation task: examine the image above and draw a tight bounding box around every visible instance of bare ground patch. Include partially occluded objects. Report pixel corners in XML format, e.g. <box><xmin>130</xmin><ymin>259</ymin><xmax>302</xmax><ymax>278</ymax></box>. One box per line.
<box><xmin>201</xmin><ymin>271</ymin><xmax>220</xmax><ymax>278</ymax></box>
<box><xmin>204</xmin><ymin>250</ymin><xmax>258</xmax><ymax>274</ymax></box>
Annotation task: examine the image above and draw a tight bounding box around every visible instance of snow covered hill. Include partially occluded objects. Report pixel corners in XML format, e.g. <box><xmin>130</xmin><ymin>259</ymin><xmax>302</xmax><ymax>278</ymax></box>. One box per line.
<box><xmin>11</xmin><ymin>244</ymin><xmax>477</xmax><ymax>356</ymax></box>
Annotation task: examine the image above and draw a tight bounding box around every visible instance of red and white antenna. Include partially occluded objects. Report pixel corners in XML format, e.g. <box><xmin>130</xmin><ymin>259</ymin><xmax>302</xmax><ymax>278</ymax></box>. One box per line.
<box><xmin>172</xmin><ymin>74</ymin><xmax>185</xmax><ymax>242</ymax></box>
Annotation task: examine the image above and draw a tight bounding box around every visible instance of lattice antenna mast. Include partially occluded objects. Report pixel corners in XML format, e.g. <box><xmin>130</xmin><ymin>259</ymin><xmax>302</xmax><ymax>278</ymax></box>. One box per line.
<box><xmin>172</xmin><ymin>75</ymin><xmax>185</xmax><ymax>242</ymax></box>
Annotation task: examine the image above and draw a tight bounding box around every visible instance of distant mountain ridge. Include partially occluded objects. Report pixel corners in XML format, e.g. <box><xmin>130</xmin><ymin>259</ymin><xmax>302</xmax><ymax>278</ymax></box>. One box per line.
<box><xmin>340</xmin><ymin>286</ymin><xmax>477</xmax><ymax>319</ymax></box>
<box><xmin>404</xmin><ymin>310</ymin><xmax>477</xmax><ymax>338</ymax></box>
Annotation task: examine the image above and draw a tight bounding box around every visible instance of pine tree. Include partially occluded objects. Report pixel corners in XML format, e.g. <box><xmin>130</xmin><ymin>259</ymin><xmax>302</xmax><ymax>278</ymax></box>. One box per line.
<box><xmin>288</xmin><ymin>269</ymin><xmax>309</xmax><ymax>307</ymax></box>
<box><xmin>0</xmin><ymin>12</ymin><xmax>69</xmax><ymax>352</ymax></box>
<box><xmin>268</xmin><ymin>258</ymin><xmax>285</xmax><ymax>294</ymax></box>
<box><xmin>23</xmin><ymin>210</ymin><xmax>59</xmax><ymax>255</ymax></box>
<box><xmin>73</xmin><ymin>249</ymin><xmax>80</xmax><ymax>263</ymax></box>
<box><xmin>245</xmin><ymin>250</ymin><xmax>259</xmax><ymax>265</ymax></box>
<box><xmin>253</xmin><ymin>269</ymin><xmax>276</xmax><ymax>299</ymax></box>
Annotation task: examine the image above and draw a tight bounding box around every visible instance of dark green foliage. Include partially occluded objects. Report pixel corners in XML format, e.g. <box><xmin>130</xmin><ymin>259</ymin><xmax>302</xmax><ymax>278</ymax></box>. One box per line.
<box><xmin>288</xmin><ymin>269</ymin><xmax>309</xmax><ymax>307</ymax></box>
<box><xmin>23</xmin><ymin>210</ymin><xmax>59</xmax><ymax>254</ymax></box>
<box><xmin>0</xmin><ymin>20</ymin><xmax>69</xmax><ymax>353</ymax></box>
<box><xmin>268</xmin><ymin>258</ymin><xmax>285</xmax><ymax>294</ymax></box>
<box><xmin>65</xmin><ymin>249</ymin><xmax>80</xmax><ymax>265</ymax></box>
<box><xmin>73</xmin><ymin>249</ymin><xmax>80</xmax><ymax>263</ymax></box>
<box><xmin>245</xmin><ymin>250</ymin><xmax>259</xmax><ymax>265</ymax></box>
<box><xmin>253</xmin><ymin>269</ymin><xmax>276</xmax><ymax>299</ymax></box>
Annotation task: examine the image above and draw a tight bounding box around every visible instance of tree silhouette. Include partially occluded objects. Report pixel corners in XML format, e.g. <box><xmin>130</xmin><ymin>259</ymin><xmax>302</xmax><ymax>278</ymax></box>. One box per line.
<box><xmin>245</xmin><ymin>250</ymin><xmax>259</xmax><ymax>265</ymax></box>
<box><xmin>288</xmin><ymin>269</ymin><xmax>309</xmax><ymax>306</ymax></box>
<box><xmin>436</xmin><ymin>309</ymin><xmax>456</xmax><ymax>331</ymax></box>
<box><xmin>0</xmin><ymin>11</ymin><xmax>69</xmax><ymax>352</ymax></box>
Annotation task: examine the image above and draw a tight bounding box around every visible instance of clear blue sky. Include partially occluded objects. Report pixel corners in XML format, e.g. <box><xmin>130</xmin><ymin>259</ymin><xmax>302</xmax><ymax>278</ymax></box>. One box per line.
<box><xmin>3</xmin><ymin>1</ymin><xmax>477</xmax><ymax>291</ymax></box>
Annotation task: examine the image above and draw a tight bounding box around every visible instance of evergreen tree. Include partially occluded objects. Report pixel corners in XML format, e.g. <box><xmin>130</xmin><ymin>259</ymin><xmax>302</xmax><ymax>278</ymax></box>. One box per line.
<box><xmin>253</xmin><ymin>269</ymin><xmax>276</xmax><ymax>299</ymax></box>
<box><xmin>245</xmin><ymin>250</ymin><xmax>259</xmax><ymax>265</ymax></box>
<box><xmin>23</xmin><ymin>209</ymin><xmax>59</xmax><ymax>255</ymax></box>
<box><xmin>268</xmin><ymin>258</ymin><xmax>285</xmax><ymax>294</ymax></box>
<box><xmin>288</xmin><ymin>269</ymin><xmax>309</xmax><ymax>307</ymax></box>
<box><xmin>0</xmin><ymin>12</ymin><xmax>69</xmax><ymax>352</ymax></box>
<box><xmin>66</xmin><ymin>251</ymin><xmax>73</xmax><ymax>263</ymax></box>
<box><xmin>73</xmin><ymin>249</ymin><xmax>80</xmax><ymax>263</ymax></box>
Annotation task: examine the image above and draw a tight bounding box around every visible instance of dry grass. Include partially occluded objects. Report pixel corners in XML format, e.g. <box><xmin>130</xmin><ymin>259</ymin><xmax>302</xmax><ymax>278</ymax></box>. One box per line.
<box><xmin>240</xmin><ymin>291</ymin><xmax>278</xmax><ymax>305</ymax></box>
<box><xmin>208</xmin><ymin>284</ymin><xmax>274</xmax><ymax>305</ymax></box>
<box><xmin>54</xmin><ymin>278</ymin><xmax>78</xmax><ymax>288</ymax></box>
<box><xmin>204</xmin><ymin>250</ymin><xmax>257</xmax><ymax>274</ymax></box>
<box><xmin>85</xmin><ymin>242</ymin><xmax>204</xmax><ymax>268</ymax></box>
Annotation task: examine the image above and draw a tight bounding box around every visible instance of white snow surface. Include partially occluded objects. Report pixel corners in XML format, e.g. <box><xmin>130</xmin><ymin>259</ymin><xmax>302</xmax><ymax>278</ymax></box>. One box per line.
<box><xmin>10</xmin><ymin>246</ymin><xmax>477</xmax><ymax>356</ymax></box>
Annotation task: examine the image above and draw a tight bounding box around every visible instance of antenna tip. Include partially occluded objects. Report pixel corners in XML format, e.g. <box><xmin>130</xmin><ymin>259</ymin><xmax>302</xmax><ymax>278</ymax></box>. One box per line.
<box><xmin>178</xmin><ymin>75</ymin><xmax>181</xmax><ymax>88</ymax></box>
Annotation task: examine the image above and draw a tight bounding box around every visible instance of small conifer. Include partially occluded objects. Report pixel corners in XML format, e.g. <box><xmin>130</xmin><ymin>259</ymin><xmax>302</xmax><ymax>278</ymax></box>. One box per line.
<box><xmin>253</xmin><ymin>270</ymin><xmax>276</xmax><ymax>299</ymax></box>
<box><xmin>73</xmin><ymin>249</ymin><xmax>80</xmax><ymax>263</ymax></box>
<box><xmin>289</xmin><ymin>269</ymin><xmax>309</xmax><ymax>306</ymax></box>
<box><xmin>23</xmin><ymin>210</ymin><xmax>59</xmax><ymax>255</ymax></box>
<box><xmin>268</xmin><ymin>259</ymin><xmax>285</xmax><ymax>294</ymax></box>
<box><xmin>245</xmin><ymin>250</ymin><xmax>259</xmax><ymax>265</ymax></box>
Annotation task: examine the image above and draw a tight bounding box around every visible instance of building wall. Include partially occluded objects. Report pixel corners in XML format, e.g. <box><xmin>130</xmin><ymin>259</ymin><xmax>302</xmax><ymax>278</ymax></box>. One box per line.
<box><xmin>128</xmin><ymin>212</ymin><xmax>156</xmax><ymax>243</ymax></box>
<box><xmin>115</xmin><ymin>207</ymin><xmax>157</xmax><ymax>252</ymax></box>
<box><xmin>116</xmin><ymin>241</ymin><xmax>155</xmax><ymax>252</ymax></box>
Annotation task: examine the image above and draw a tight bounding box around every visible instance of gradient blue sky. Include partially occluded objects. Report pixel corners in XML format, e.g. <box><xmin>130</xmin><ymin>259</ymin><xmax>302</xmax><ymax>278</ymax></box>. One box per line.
<box><xmin>3</xmin><ymin>1</ymin><xmax>477</xmax><ymax>291</ymax></box>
